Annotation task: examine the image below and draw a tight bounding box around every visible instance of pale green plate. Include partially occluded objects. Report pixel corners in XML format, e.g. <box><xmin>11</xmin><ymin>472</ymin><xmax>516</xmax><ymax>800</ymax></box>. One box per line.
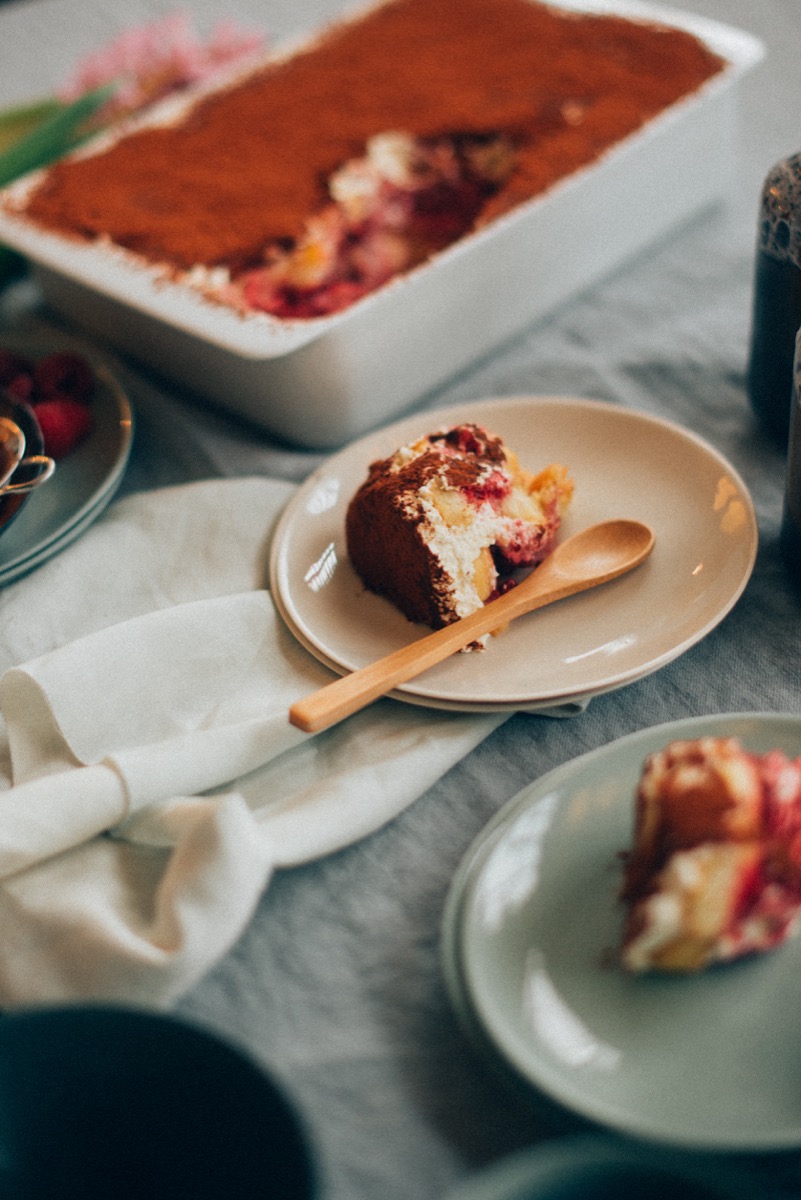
<box><xmin>442</xmin><ymin>712</ymin><xmax>801</xmax><ymax>1151</ymax></box>
<box><xmin>0</xmin><ymin>331</ymin><xmax>133</xmax><ymax>585</ymax></box>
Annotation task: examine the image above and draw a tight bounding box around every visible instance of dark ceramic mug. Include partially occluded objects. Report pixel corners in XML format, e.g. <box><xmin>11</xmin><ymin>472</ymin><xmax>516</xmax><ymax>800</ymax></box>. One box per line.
<box><xmin>0</xmin><ymin>1004</ymin><xmax>316</xmax><ymax>1199</ymax></box>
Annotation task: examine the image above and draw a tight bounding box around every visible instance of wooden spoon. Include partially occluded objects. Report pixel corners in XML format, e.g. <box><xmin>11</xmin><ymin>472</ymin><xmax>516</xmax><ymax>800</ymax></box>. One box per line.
<box><xmin>289</xmin><ymin>518</ymin><xmax>655</xmax><ymax>734</ymax></box>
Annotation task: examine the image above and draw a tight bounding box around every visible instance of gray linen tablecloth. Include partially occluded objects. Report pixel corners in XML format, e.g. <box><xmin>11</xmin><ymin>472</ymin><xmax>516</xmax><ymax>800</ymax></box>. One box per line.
<box><xmin>0</xmin><ymin>0</ymin><xmax>800</xmax><ymax>1196</ymax></box>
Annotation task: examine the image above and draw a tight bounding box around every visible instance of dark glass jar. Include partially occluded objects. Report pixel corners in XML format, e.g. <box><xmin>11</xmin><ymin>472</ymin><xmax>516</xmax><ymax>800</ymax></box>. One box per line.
<box><xmin>747</xmin><ymin>152</ymin><xmax>801</xmax><ymax>448</ymax></box>
<box><xmin>781</xmin><ymin>327</ymin><xmax>801</xmax><ymax>590</ymax></box>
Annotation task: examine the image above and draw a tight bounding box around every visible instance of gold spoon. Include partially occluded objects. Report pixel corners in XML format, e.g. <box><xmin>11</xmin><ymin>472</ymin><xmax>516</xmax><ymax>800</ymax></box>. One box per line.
<box><xmin>289</xmin><ymin>518</ymin><xmax>655</xmax><ymax>733</ymax></box>
<box><xmin>0</xmin><ymin>416</ymin><xmax>26</xmax><ymax>489</ymax></box>
<box><xmin>0</xmin><ymin>454</ymin><xmax>56</xmax><ymax>494</ymax></box>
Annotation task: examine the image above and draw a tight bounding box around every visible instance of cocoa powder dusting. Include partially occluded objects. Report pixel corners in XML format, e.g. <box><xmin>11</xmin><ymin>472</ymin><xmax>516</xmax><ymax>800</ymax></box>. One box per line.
<box><xmin>16</xmin><ymin>0</ymin><xmax>724</xmax><ymax>271</ymax></box>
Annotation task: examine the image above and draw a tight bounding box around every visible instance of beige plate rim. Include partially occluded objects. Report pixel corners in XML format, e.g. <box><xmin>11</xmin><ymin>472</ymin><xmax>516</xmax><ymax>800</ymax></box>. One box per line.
<box><xmin>269</xmin><ymin>395</ymin><xmax>758</xmax><ymax>711</ymax></box>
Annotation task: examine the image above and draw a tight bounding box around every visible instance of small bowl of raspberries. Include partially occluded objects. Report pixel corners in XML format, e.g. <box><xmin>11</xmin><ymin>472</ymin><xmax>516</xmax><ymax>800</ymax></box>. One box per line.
<box><xmin>0</xmin><ymin>347</ymin><xmax>95</xmax><ymax>459</ymax></box>
<box><xmin>0</xmin><ymin>345</ymin><xmax>97</xmax><ymax>534</ymax></box>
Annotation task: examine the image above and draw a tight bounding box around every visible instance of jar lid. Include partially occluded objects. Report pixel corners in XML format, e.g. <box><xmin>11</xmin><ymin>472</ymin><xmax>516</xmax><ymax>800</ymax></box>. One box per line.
<box><xmin>758</xmin><ymin>153</ymin><xmax>801</xmax><ymax>265</ymax></box>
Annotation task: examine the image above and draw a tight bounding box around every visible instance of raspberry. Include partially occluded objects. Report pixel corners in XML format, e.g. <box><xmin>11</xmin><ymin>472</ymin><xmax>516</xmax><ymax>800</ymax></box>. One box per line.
<box><xmin>34</xmin><ymin>398</ymin><xmax>94</xmax><ymax>460</ymax></box>
<box><xmin>32</xmin><ymin>352</ymin><xmax>95</xmax><ymax>402</ymax></box>
<box><xmin>0</xmin><ymin>347</ymin><xmax>97</xmax><ymax>459</ymax></box>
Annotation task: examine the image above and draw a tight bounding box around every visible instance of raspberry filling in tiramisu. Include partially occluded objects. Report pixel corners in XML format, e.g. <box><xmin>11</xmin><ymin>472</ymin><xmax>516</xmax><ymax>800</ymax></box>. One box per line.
<box><xmin>620</xmin><ymin>736</ymin><xmax>801</xmax><ymax>972</ymax></box>
<box><xmin>346</xmin><ymin>422</ymin><xmax>573</xmax><ymax>637</ymax></box>
<box><xmin>228</xmin><ymin>131</ymin><xmax>516</xmax><ymax>318</ymax></box>
<box><xmin>10</xmin><ymin>0</ymin><xmax>725</xmax><ymax>321</ymax></box>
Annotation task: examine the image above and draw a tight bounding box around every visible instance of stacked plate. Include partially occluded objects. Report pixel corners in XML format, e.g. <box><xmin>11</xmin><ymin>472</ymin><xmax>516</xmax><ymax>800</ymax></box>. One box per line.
<box><xmin>440</xmin><ymin>711</ymin><xmax>801</xmax><ymax>1152</ymax></box>
<box><xmin>269</xmin><ymin>395</ymin><xmax>758</xmax><ymax>713</ymax></box>
<box><xmin>0</xmin><ymin>333</ymin><xmax>133</xmax><ymax>586</ymax></box>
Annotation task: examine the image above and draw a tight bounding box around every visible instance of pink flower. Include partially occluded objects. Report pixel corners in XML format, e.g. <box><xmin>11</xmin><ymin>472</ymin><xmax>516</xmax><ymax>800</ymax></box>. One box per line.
<box><xmin>57</xmin><ymin>11</ymin><xmax>266</xmax><ymax>122</ymax></box>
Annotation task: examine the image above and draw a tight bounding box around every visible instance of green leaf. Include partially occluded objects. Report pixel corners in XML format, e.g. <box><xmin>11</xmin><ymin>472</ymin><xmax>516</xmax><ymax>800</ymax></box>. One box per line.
<box><xmin>0</xmin><ymin>83</ymin><xmax>116</xmax><ymax>188</ymax></box>
<box><xmin>0</xmin><ymin>99</ymin><xmax>62</xmax><ymax>155</ymax></box>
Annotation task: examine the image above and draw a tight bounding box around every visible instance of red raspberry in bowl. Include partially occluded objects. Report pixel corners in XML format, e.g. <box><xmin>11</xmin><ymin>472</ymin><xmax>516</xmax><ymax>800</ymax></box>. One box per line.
<box><xmin>32</xmin><ymin>352</ymin><xmax>95</xmax><ymax>403</ymax></box>
<box><xmin>0</xmin><ymin>347</ymin><xmax>97</xmax><ymax>461</ymax></box>
<box><xmin>0</xmin><ymin>350</ymin><xmax>36</xmax><ymax>405</ymax></box>
<box><xmin>31</xmin><ymin>397</ymin><xmax>94</xmax><ymax>461</ymax></box>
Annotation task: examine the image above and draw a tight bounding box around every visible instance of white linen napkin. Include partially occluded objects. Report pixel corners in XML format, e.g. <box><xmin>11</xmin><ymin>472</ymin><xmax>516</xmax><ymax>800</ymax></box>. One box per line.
<box><xmin>0</xmin><ymin>477</ymin><xmax>515</xmax><ymax>1008</ymax></box>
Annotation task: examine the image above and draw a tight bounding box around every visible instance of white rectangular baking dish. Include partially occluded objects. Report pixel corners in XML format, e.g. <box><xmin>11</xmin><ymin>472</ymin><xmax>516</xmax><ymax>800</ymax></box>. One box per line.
<box><xmin>0</xmin><ymin>0</ymin><xmax>763</xmax><ymax>449</ymax></box>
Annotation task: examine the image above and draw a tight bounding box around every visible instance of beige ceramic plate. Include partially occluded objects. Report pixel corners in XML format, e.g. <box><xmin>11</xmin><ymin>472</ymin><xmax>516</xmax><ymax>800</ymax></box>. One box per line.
<box><xmin>269</xmin><ymin>396</ymin><xmax>758</xmax><ymax>712</ymax></box>
<box><xmin>441</xmin><ymin>712</ymin><xmax>801</xmax><ymax>1150</ymax></box>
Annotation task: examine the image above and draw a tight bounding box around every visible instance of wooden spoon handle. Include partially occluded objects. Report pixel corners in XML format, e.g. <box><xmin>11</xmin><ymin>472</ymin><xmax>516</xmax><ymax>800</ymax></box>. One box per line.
<box><xmin>288</xmin><ymin>570</ymin><xmax>576</xmax><ymax>734</ymax></box>
<box><xmin>289</xmin><ymin>518</ymin><xmax>654</xmax><ymax>734</ymax></box>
